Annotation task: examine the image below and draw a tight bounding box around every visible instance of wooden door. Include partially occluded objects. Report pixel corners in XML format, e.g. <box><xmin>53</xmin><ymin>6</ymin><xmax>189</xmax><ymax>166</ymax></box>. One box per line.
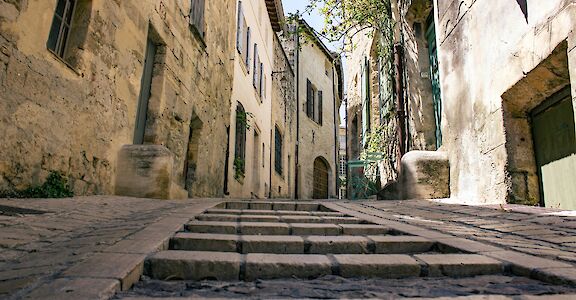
<box><xmin>313</xmin><ymin>158</ymin><xmax>329</xmax><ymax>199</ymax></box>
<box><xmin>532</xmin><ymin>87</ymin><xmax>576</xmax><ymax>210</ymax></box>
<box><xmin>134</xmin><ymin>37</ymin><xmax>157</xmax><ymax>144</ymax></box>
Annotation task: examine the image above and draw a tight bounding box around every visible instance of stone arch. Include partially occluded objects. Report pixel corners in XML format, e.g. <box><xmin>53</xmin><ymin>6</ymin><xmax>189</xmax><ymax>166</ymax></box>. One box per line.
<box><xmin>313</xmin><ymin>156</ymin><xmax>331</xmax><ymax>199</ymax></box>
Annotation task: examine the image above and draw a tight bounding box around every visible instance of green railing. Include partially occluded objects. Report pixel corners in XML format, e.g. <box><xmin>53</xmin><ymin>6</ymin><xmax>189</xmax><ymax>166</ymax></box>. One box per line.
<box><xmin>348</xmin><ymin>152</ymin><xmax>384</xmax><ymax>200</ymax></box>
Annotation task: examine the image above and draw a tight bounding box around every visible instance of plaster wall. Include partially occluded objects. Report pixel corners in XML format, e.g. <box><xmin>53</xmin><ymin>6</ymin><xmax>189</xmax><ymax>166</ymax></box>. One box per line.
<box><xmin>0</xmin><ymin>0</ymin><xmax>235</xmax><ymax>197</ymax></box>
<box><xmin>227</xmin><ymin>0</ymin><xmax>275</xmax><ymax>198</ymax></box>
<box><xmin>435</xmin><ymin>0</ymin><xmax>576</xmax><ymax>204</ymax></box>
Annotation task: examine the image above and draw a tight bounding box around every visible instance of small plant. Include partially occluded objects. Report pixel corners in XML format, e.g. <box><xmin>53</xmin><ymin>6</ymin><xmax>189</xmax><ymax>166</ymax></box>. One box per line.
<box><xmin>0</xmin><ymin>171</ymin><xmax>74</xmax><ymax>198</ymax></box>
<box><xmin>237</xmin><ymin>111</ymin><xmax>255</xmax><ymax>130</ymax></box>
<box><xmin>233</xmin><ymin>158</ymin><xmax>245</xmax><ymax>181</ymax></box>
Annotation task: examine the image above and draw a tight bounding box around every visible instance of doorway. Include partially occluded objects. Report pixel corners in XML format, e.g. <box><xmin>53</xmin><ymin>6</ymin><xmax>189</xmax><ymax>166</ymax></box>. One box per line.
<box><xmin>134</xmin><ymin>35</ymin><xmax>157</xmax><ymax>144</ymax></box>
<box><xmin>531</xmin><ymin>87</ymin><xmax>576</xmax><ymax>210</ymax></box>
<box><xmin>313</xmin><ymin>157</ymin><xmax>329</xmax><ymax>199</ymax></box>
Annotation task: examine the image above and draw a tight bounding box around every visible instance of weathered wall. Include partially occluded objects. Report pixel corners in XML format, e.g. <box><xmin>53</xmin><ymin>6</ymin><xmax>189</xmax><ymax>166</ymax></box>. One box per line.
<box><xmin>435</xmin><ymin>0</ymin><xmax>576</xmax><ymax>204</ymax></box>
<box><xmin>271</xmin><ymin>33</ymin><xmax>296</xmax><ymax>199</ymax></box>
<box><xmin>0</xmin><ymin>0</ymin><xmax>235</xmax><ymax>197</ymax></box>
<box><xmin>227</xmin><ymin>0</ymin><xmax>275</xmax><ymax>199</ymax></box>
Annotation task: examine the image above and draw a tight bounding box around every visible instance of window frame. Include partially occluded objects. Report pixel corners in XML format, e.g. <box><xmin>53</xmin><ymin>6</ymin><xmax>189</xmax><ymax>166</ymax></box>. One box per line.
<box><xmin>47</xmin><ymin>0</ymin><xmax>77</xmax><ymax>60</ymax></box>
<box><xmin>189</xmin><ymin>0</ymin><xmax>206</xmax><ymax>37</ymax></box>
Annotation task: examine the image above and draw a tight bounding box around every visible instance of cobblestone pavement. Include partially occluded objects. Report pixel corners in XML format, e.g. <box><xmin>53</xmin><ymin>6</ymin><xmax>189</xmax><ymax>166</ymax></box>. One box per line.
<box><xmin>0</xmin><ymin>196</ymin><xmax>220</xmax><ymax>299</ymax></box>
<box><xmin>117</xmin><ymin>275</ymin><xmax>576</xmax><ymax>299</ymax></box>
<box><xmin>2</xmin><ymin>198</ymin><xmax>576</xmax><ymax>299</ymax></box>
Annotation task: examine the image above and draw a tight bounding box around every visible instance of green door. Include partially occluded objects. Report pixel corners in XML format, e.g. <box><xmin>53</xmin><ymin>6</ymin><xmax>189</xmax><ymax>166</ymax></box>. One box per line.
<box><xmin>531</xmin><ymin>87</ymin><xmax>576</xmax><ymax>210</ymax></box>
<box><xmin>426</xmin><ymin>14</ymin><xmax>443</xmax><ymax>149</ymax></box>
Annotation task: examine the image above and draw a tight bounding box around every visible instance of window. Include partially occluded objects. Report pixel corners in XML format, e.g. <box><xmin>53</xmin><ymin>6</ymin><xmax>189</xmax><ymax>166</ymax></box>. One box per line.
<box><xmin>339</xmin><ymin>154</ymin><xmax>347</xmax><ymax>176</ymax></box>
<box><xmin>236</xmin><ymin>1</ymin><xmax>250</xmax><ymax>71</ymax></box>
<box><xmin>189</xmin><ymin>0</ymin><xmax>205</xmax><ymax>36</ymax></box>
<box><xmin>234</xmin><ymin>103</ymin><xmax>247</xmax><ymax>175</ymax></box>
<box><xmin>306</xmin><ymin>79</ymin><xmax>323</xmax><ymax>125</ymax></box>
<box><xmin>259</xmin><ymin>63</ymin><xmax>264</xmax><ymax>99</ymax></box>
<box><xmin>47</xmin><ymin>0</ymin><xmax>76</xmax><ymax>59</ymax></box>
<box><xmin>275</xmin><ymin>126</ymin><xmax>283</xmax><ymax>175</ymax></box>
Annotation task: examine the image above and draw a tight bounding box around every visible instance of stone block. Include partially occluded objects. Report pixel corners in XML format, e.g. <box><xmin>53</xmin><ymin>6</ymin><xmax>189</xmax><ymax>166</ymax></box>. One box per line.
<box><xmin>239</xmin><ymin>215</ymin><xmax>281</xmax><ymax>222</ymax></box>
<box><xmin>321</xmin><ymin>216</ymin><xmax>362</xmax><ymax>224</ymax></box>
<box><xmin>241</xmin><ymin>235</ymin><xmax>304</xmax><ymax>254</ymax></box>
<box><xmin>369</xmin><ymin>236</ymin><xmax>435</xmax><ymax>254</ymax></box>
<box><xmin>146</xmin><ymin>251</ymin><xmax>241</xmax><ymax>281</ymax></box>
<box><xmin>185</xmin><ymin>221</ymin><xmax>238</xmax><ymax>234</ymax></box>
<box><xmin>401</xmin><ymin>151</ymin><xmax>450</xmax><ymax>200</ymax></box>
<box><xmin>340</xmin><ymin>224</ymin><xmax>389</xmax><ymax>235</ymax></box>
<box><xmin>196</xmin><ymin>214</ymin><xmax>238</xmax><ymax>222</ymax></box>
<box><xmin>290</xmin><ymin>223</ymin><xmax>341</xmax><ymax>236</ymax></box>
<box><xmin>415</xmin><ymin>254</ymin><xmax>503</xmax><ymax>277</ymax></box>
<box><xmin>533</xmin><ymin>267</ymin><xmax>576</xmax><ymax>286</ymax></box>
<box><xmin>102</xmin><ymin>236</ymin><xmax>169</xmax><ymax>254</ymax></box>
<box><xmin>170</xmin><ymin>233</ymin><xmax>238</xmax><ymax>252</ymax></box>
<box><xmin>272</xmin><ymin>202</ymin><xmax>297</xmax><ymax>211</ymax></box>
<box><xmin>436</xmin><ymin>238</ymin><xmax>503</xmax><ymax>254</ymax></box>
<box><xmin>279</xmin><ymin>215</ymin><xmax>322</xmax><ymax>223</ymax></box>
<box><xmin>307</xmin><ymin>236</ymin><xmax>371</xmax><ymax>254</ymax></box>
<box><xmin>115</xmin><ymin>145</ymin><xmax>185</xmax><ymax>200</ymax></box>
<box><xmin>204</xmin><ymin>209</ymin><xmax>242</xmax><ymax>215</ymax></box>
<box><xmin>334</xmin><ymin>254</ymin><xmax>421</xmax><ymax>278</ymax></box>
<box><xmin>244</xmin><ymin>254</ymin><xmax>332</xmax><ymax>280</ymax></box>
<box><xmin>295</xmin><ymin>203</ymin><xmax>320</xmax><ymax>211</ymax></box>
<box><xmin>61</xmin><ymin>253</ymin><xmax>146</xmax><ymax>290</ymax></box>
<box><xmin>248</xmin><ymin>202</ymin><xmax>273</xmax><ymax>210</ymax></box>
<box><xmin>226</xmin><ymin>202</ymin><xmax>250</xmax><ymax>210</ymax></box>
<box><xmin>23</xmin><ymin>278</ymin><xmax>120</xmax><ymax>300</ymax></box>
<box><xmin>483</xmin><ymin>251</ymin><xmax>573</xmax><ymax>277</ymax></box>
<box><xmin>240</xmin><ymin>222</ymin><xmax>290</xmax><ymax>235</ymax></box>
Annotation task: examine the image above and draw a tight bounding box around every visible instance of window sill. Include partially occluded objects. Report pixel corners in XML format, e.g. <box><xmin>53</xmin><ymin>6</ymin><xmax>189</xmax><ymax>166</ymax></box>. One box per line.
<box><xmin>47</xmin><ymin>49</ymin><xmax>81</xmax><ymax>76</ymax></box>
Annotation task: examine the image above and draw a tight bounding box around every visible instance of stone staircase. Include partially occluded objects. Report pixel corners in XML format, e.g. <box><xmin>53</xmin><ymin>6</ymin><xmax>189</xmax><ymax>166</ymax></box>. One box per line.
<box><xmin>142</xmin><ymin>201</ymin><xmax>506</xmax><ymax>282</ymax></box>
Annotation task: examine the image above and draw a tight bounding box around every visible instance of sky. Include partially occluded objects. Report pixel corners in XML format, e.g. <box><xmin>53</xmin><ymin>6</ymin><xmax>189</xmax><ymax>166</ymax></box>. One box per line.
<box><xmin>282</xmin><ymin>1</ymin><xmax>347</xmax><ymax>124</ymax></box>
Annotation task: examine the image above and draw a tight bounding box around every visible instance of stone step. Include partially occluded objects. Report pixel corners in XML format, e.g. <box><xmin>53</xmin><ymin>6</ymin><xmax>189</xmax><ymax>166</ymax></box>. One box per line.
<box><xmin>214</xmin><ymin>202</ymin><xmax>331</xmax><ymax>212</ymax></box>
<box><xmin>184</xmin><ymin>221</ymin><xmax>391</xmax><ymax>236</ymax></box>
<box><xmin>204</xmin><ymin>208</ymin><xmax>346</xmax><ymax>217</ymax></box>
<box><xmin>171</xmin><ymin>233</ymin><xmax>436</xmax><ymax>254</ymax></box>
<box><xmin>195</xmin><ymin>214</ymin><xmax>363</xmax><ymax>224</ymax></box>
<box><xmin>145</xmin><ymin>251</ymin><xmax>503</xmax><ymax>281</ymax></box>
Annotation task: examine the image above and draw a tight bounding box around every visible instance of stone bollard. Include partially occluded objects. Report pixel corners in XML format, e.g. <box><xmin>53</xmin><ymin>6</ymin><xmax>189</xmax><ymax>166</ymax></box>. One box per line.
<box><xmin>379</xmin><ymin>151</ymin><xmax>450</xmax><ymax>200</ymax></box>
<box><xmin>114</xmin><ymin>145</ymin><xmax>187</xmax><ymax>200</ymax></box>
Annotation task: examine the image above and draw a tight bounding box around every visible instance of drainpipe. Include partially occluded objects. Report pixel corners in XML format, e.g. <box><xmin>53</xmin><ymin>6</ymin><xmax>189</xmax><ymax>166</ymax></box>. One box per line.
<box><xmin>269</xmin><ymin>129</ymin><xmax>273</xmax><ymax>199</ymax></box>
<box><xmin>394</xmin><ymin>43</ymin><xmax>406</xmax><ymax>164</ymax></box>
<box><xmin>294</xmin><ymin>25</ymin><xmax>301</xmax><ymax>200</ymax></box>
<box><xmin>344</xmin><ymin>97</ymin><xmax>348</xmax><ymax>199</ymax></box>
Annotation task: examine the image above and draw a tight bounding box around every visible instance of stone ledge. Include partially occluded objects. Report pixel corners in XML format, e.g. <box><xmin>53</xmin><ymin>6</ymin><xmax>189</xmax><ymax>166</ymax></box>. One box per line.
<box><xmin>22</xmin><ymin>278</ymin><xmax>120</xmax><ymax>300</ymax></box>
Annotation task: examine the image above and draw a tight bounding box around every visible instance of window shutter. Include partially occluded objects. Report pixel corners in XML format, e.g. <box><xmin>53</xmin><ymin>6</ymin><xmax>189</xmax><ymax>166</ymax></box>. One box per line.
<box><xmin>253</xmin><ymin>44</ymin><xmax>258</xmax><ymax>86</ymax></box>
<box><xmin>306</xmin><ymin>80</ymin><xmax>313</xmax><ymax>118</ymax></box>
<box><xmin>259</xmin><ymin>62</ymin><xmax>263</xmax><ymax>97</ymax></box>
<box><xmin>245</xmin><ymin>28</ymin><xmax>251</xmax><ymax>70</ymax></box>
<box><xmin>236</xmin><ymin>1</ymin><xmax>243</xmax><ymax>53</ymax></box>
<box><xmin>262</xmin><ymin>73</ymin><xmax>266</xmax><ymax>100</ymax></box>
<box><xmin>318</xmin><ymin>90</ymin><xmax>323</xmax><ymax>125</ymax></box>
<box><xmin>189</xmin><ymin>0</ymin><xmax>205</xmax><ymax>35</ymax></box>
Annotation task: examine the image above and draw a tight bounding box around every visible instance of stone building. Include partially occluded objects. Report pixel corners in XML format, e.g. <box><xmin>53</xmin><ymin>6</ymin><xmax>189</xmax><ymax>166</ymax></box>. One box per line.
<box><xmin>226</xmin><ymin>0</ymin><xmax>284</xmax><ymax>198</ymax></box>
<box><xmin>348</xmin><ymin>0</ymin><xmax>575</xmax><ymax>208</ymax></box>
<box><xmin>0</xmin><ymin>0</ymin><xmax>236</xmax><ymax>198</ymax></box>
<box><xmin>270</xmin><ymin>32</ymin><xmax>296</xmax><ymax>199</ymax></box>
<box><xmin>283</xmin><ymin>20</ymin><xmax>344</xmax><ymax>199</ymax></box>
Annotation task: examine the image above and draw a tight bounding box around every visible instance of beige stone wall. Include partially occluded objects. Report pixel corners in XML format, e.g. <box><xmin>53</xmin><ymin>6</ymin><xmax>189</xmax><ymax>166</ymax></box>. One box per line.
<box><xmin>227</xmin><ymin>0</ymin><xmax>276</xmax><ymax>199</ymax></box>
<box><xmin>297</xmin><ymin>38</ymin><xmax>339</xmax><ymax>199</ymax></box>
<box><xmin>271</xmin><ymin>33</ymin><xmax>296</xmax><ymax>199</ymax></box>
<box><xmin>435</xmin><ymin>0</ymin><xmax>576</xmax><ymax>204</ymax></box>
<box><xmin>0</xmin><ymin>0</ymin><xmax>235</xmax><ymax>197</ymax></box>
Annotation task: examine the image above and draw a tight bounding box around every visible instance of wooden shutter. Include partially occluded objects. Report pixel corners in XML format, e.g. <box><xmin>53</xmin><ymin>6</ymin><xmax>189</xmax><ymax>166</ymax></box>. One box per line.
<box><xmin>306</xmin><ymin>80</ymin><xmax>313</xmax><ymax>118</ymax></box>
<box><xmin>236</xmin><ymin>2</ymin><xmax>243</xmax><ymax>53</ymax></box>
<box><xmin>259</xmin><ymin>62</ymin><xmax>264</xmax><ymax>97</ymax></box>
<box><xmin>253</xmin><ymin>44</ymin><xmax>258</xmax><ymax>87</ymax></box>
<box><xmin>318</xmin><ymin>90</ymin><xmax>323</xmax><ymax>125</ymax></box>
<box><xmin>245</xmin><ymin>28</ymin><xmax>251</xmax><ymax>70</ymax></box>
<box><xmin>189</xmin><ymin>0</ymin><xmax>205</xmax><ymax>35</ymax></box>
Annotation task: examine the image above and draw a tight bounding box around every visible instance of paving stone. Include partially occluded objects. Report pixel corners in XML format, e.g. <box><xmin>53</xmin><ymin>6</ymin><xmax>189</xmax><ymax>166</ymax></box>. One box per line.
<box><xmin>339</xmin><ymin>224</ymin><xmax>388</xmax><ymax>235</ymax></box>
<box><xmin>146</xmin><ymin>251</ymin><xmax>241</xmax><ymax>281</ymax></box>
<box><xmin>185</xmin><ymin>221</ymin><xmax>238</xmax><ymax>234</ymax></box>
<box><xmin>290</xmin><ymin>223</ymin><xmax>341</xmax><ymax>236</ymax></box>
<box><xmin>335</xmin><ymin>254</ymin><xmax>421</xmax><ymax>278</ymax></box>
<box><xmin>279</xmin><ymin>215</ymin><xmax>322</xmax><ymax>223</ymax></box>
<box><xmin>102</xmin><ymin>235</ymin><xmax>169</xmax><ymax>254</ymax></box>
<box><xmin>196</xmin><ymin>214</ymin><xmax>238</xmax><ymax>222</ymax></box>
<box><xmin>415</xmin><ymin>254</ymin><xmax>503</xmax><ymax>277</ymax></box>
<box><xmin>436</xmin><ymin>238</ymin><xmax>504</xmax><ymax>254</ymax></box>
<box><xmin>244</xmin><ymin>253</ymin><xmax>332</xmax><ymax>280</ymax></box>
<box><xmin>483</xmin><ymin>251</ymin><xmax>573</xmax><ymax>276</ymax></box>
<box><xmin>61</xmin><ymin>252</ymin><xmax>146</xmax><ymax>290</ymax></box>
<box><xmin>369</xmin><ymin>236</ymin><xmax>435</xmax><ymax>254</ymax></box>
<box><xmin>239</xmin><ymin>215</ymin><xmax>281</xmax><ymax>222</ymax></box>
<box><xmin>171</xmin><ymin>233</ymin><xmax>238</xmax><ymax>252</ymax></box>
<box><xmin>23</xmin><ymin>278</ymin><xmax>120</xmax><ymax>300</ymax></box>
<box><xmin>241</xmin><ymin>235</ymin><xmax>304</xmax><ymax>254</ymax></box>
<box><xmin>240</xmin><ymin>222</ymin><xmax>290</xmax><ymax>235</ymax></box>
<box><xmin>307</xmin><ymin>236</ymin><xmax>371</xmax><ymax>254</ymax></box>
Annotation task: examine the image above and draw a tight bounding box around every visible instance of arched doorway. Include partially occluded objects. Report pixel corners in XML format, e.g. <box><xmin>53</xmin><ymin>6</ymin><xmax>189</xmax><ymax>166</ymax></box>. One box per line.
<box><xmin>313</xmin><ymin>157</ymin><xmax>329</xmax><ymax>199</ymax></box>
